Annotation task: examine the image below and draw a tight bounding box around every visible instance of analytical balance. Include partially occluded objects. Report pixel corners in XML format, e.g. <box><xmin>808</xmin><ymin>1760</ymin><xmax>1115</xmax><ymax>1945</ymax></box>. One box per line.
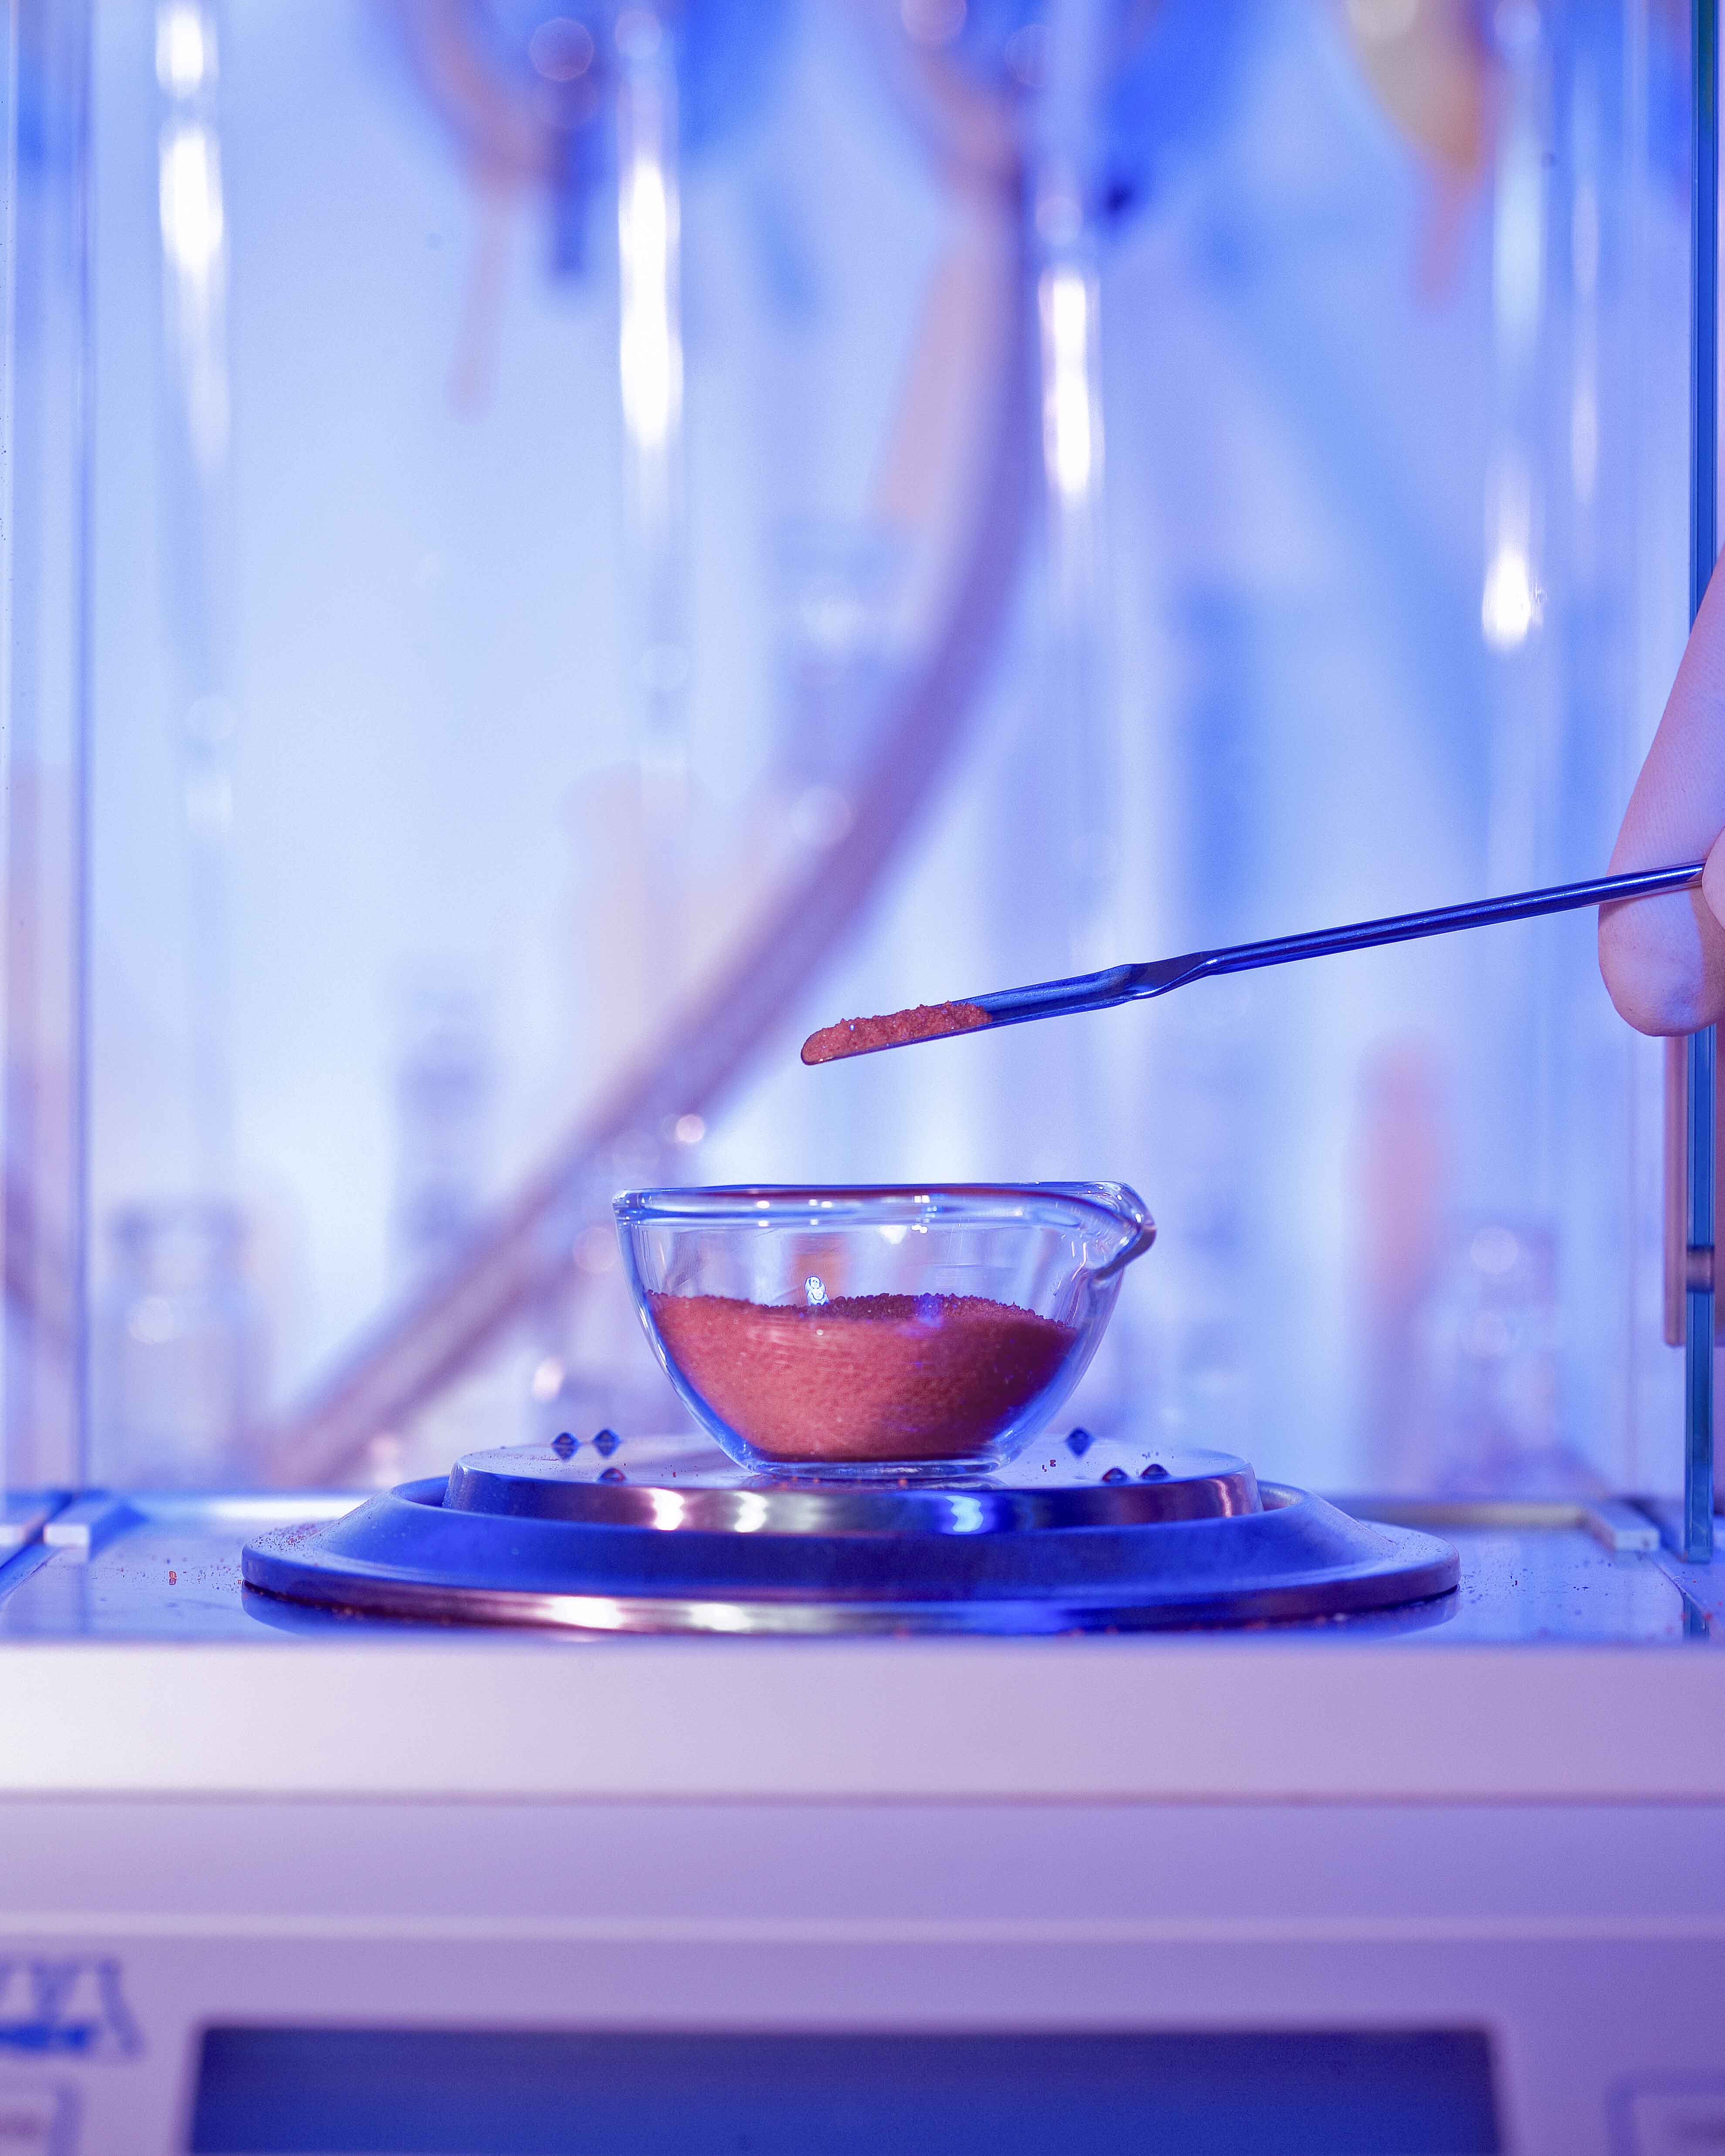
<box><xmin>1</xmin><ymin>1462</ymin><xmax>1722</xmax><ymax>2155</ymax></box>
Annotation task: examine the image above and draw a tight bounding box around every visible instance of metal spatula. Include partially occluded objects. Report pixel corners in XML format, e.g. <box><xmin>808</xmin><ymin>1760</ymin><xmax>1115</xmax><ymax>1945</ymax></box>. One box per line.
<box><xmin>801</xmin><ymin>861</ymin><xmax>1706</xmax><ymax>1065</ymax></box>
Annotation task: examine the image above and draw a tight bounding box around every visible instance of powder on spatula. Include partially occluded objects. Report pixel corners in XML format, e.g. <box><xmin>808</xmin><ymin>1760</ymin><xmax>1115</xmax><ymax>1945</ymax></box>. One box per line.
<box><xmin>801</xmin><ymin>1001</ymin><xmax>992</xmax><ymax>1066</ymax></box>
<box><xmin>649</xmin><ymin>1289</ymin><xmax>1077</xmax><ymax>1462</ymax></box>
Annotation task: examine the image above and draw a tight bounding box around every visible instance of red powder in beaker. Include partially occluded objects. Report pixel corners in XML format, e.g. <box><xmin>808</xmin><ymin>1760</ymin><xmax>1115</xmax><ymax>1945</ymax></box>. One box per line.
<box><xmin>648</xmin><ymin>1290</ymin><xmax>1077</xmax><ymax>1463</ymax></box>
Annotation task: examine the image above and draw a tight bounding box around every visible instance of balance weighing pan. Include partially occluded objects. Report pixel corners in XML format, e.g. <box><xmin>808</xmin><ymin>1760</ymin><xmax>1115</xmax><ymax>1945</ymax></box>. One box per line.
<box><xmin>241</xmin><ymin>1438</ymin><xmax>1459</xmax><ymax>1635</ymax></box>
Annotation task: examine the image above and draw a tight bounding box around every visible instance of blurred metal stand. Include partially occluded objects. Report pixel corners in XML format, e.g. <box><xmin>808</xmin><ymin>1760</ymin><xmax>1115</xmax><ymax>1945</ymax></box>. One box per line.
<box><xmin>2</xmin><ymin>0</ymin><xmax>93</xmax><ymax>1498</ymax></box>
<box><xmin>1683</xmin><ymin>0</ymin><xmax>1718</xmax><ymax>1560</ymax></box>
<box><xmin>0</xmin><ymin>0</ymin><xmax>17</xmax><ymax>1521</ymax></box>
<box><xmin>154</xmin><ymin>0</ymin><xmax>238</xmax><ymax>1197</ymax></box>
<box><xmin>1663</xmin><ymin>0</ymin><xmax>1720</xmax><ymax>1556</ymax></box>
<box><xmin>615</xmin><ymin>2</ymin><xmax>690</xmax><ymax>1025</ymax></box>
<box><xmin>1032</xmin><ymin>0</ymin><xmax>1115</xmax><ymax>958</ymax></box>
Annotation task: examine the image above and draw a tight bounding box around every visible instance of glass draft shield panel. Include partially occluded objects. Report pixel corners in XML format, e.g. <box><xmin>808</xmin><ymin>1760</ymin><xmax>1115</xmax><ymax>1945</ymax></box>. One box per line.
<box><xmin>0</xmin><ymin>3</ymin><xmax>1708</xmax><ymax>1501</ymax></box>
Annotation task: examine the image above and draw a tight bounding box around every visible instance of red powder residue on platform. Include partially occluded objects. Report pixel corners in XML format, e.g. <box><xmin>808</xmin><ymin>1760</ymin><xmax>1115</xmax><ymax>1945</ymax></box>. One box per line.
<box><xmin>649</xmin><ymin>1289</ymin><xmax>1076</xmax><ymax>1462</ymax></box>
<box><xmin>801</xmin><ymin>1001</ymin><xmax>991</xmax><ymax>1066</ymax></box>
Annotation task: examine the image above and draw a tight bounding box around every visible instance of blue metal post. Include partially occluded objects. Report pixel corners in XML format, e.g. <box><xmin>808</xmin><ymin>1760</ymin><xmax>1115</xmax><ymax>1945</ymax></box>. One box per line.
<box><xmin>1687</xmin><ymin>0</ymin><xmax>1718</xmax><ymax>1564</ymax></box>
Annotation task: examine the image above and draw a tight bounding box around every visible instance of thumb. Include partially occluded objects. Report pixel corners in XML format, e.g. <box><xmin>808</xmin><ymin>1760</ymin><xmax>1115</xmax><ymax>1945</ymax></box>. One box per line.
<box><xmin>1705</xmin><ymin>831</ymin><xmax>1725</xmax><ymax>935</ymax></box>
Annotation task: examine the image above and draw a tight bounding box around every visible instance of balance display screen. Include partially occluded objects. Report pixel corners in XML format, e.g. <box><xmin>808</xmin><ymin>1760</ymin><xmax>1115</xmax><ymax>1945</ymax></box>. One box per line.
<box><xmin>189</xmin><ymin>2025</ymin><xmax>1499</xmax><ymax>2154</ymax></box>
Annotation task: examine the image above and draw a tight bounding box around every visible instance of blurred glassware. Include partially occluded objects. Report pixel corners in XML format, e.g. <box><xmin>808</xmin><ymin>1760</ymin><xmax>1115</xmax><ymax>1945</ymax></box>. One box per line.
<box><xmin>391</xmin><ymin>972</ymin><xmax>495</xmax><ymax>1281</ymax></box>
<box><xmin>771</xmin><ymin>519</ymin><xmax>904</xmax><ymax>792</ymax></box>
<box><xmin>1350</xmin><ymin>1036</ymin><xmax>1451</xmax><ymax>1490</ymax></box>
<box><xmin>1152</xmin><ymin>984</ymin><xmax>1255</xmax><ymax>1458</ymax></box>
<box><xmin>96</xmin><ymin>1200</ymin><xmax>265</xmax><ymax>1485</ymax></box>
<box><xmin>525</xmin><ymin>1339</ymin><xmax>687</xmax><ymax>1449</ymax></box>
<box><xmin>1417</xmin><ymin>1218</ymin><xmax>1595</xmax><ymax>1495</ymax></box>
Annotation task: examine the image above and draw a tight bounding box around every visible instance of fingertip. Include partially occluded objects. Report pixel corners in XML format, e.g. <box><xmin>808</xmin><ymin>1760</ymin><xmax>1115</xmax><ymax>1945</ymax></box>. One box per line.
<box><xmin>1599</xmin><ymin>895</ymin><xmax>1682</xmax><ymax>1035</ymax></box>
<box><xmin>1704</xmin><ymin>837</ymin><xmax>1725</xmax><ymax>932</ymax></box>
<box><xmin>1599</xmin><ymin>890</ymin><xmax>1721</xmax><ymax>1034</ymax></box>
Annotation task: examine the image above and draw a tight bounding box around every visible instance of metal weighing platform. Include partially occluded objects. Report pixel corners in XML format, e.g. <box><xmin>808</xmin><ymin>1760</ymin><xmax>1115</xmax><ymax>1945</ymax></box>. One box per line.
<box><xmin>238</xmin><ymin>1437</ymin><xmax>1460</xmax><ymax>1635</ymax></box>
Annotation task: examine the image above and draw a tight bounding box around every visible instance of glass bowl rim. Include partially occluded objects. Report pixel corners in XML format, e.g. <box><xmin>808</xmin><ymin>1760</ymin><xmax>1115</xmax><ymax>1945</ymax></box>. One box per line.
<box><xmin>611</xmin><ymin>1182</ymin><xmax>1145</xmax><ymax>1234</ymax></box>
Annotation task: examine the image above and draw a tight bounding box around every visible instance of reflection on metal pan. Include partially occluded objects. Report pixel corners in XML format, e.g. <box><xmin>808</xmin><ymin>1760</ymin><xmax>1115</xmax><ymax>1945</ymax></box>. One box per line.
<box><xmin>445</xmin><ymin>1437</ymin><xmax>1261</xmax><ymax>1533</ymax></box>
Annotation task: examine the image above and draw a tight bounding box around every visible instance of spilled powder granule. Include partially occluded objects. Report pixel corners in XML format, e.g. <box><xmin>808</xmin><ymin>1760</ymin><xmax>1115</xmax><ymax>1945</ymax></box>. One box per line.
<box><xmin>801</xmin><ymin>1001</ymin><xmax>992</xmax><ymax>1066</ymax></box>
<box><xmin>649</xmin><ymin>1289</ymin><xmax>1076</xmax><ymax>1462</ymax></box>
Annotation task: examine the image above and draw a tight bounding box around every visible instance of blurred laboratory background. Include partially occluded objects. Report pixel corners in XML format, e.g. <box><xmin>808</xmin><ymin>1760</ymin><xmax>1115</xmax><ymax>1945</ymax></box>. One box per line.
<box><xmin>2</xmin><ymin>0</ymin><xmax>1699</xmax><ymax>1499</ymax></box>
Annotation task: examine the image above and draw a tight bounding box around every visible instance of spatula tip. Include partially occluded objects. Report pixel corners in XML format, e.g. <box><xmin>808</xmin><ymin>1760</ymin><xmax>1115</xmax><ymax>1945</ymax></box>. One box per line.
<box><xmin>801</xmin><ymin>1000</ymin><xmax>992</xmax><ymax>1066</ymax></box>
